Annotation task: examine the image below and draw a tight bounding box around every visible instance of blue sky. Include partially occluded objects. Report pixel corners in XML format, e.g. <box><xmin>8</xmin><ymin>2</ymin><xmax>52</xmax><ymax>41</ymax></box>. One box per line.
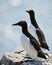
<box><xmin>0</xmin><ymin>0</ymin><xmax>52</xmax><ymax>58</ymax></box>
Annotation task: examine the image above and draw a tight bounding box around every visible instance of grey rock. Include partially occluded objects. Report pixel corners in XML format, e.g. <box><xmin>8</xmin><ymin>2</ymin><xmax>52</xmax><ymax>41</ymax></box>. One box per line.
<box><xmin>0</xmin><ymin>50</ymin><xmax>52</xmax><ymax>65</ymax></box>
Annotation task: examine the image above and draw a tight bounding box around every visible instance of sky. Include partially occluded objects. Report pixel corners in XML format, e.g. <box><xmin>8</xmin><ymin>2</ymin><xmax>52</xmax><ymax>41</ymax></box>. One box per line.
<box><xmin>0</xmin><ymin>0</ymin><xmax>52</xmax><ymax>59</ymax></box>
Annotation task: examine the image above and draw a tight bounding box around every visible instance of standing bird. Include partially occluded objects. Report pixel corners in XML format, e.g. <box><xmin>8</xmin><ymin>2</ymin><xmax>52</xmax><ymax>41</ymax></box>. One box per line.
<box><xmin>12</xmin><ymin>21</ymin><xmax>47</xmax><ymax>60</ymax></box>
<box><xmin>26</xmin><ymin>10</ymin><xmax>49</xmax><ymax>51</ymax></box>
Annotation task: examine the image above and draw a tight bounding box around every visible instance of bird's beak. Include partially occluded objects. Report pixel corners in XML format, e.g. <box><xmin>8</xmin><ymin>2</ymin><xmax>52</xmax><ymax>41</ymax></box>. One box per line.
<box><xmin>26</xmin><ymin>10</ymin><xmax>29</xmax><ymax>13</ymax></box>
<box><xmin>12</xmin><ymin>23</ymin><xmax>19</xmax><ymax>26</ymax></box>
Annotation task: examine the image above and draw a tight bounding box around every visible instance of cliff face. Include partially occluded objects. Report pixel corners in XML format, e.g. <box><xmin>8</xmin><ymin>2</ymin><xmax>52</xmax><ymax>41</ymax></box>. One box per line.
<box><xmin>0</xmin><ymin>50</ymin><xmax>52</xmax><ymax>65</ymax></box>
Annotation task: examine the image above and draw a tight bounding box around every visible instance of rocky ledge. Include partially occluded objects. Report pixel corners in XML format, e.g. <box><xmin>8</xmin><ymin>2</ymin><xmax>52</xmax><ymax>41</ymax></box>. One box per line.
<box><xmin>0</xmin><ymin>50</ymin><xmax>52</xmax><ymax>65</ymax></box>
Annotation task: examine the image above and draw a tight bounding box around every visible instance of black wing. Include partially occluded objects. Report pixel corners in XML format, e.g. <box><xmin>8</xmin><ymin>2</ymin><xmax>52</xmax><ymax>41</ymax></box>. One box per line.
<box><xmin>36</xmin><ymin>28</ymin><xmax>45</xmax><ymax>41</ymax></box>
<box><xmin>30</xmin><ymin>38</ymin><xmax>41</xmax><ymax>51</ymax></box>
<box><xmin>30</xmin><ymin>38</ymin><xmax>47</xmax><ymax>59</ymax></box>
<box><xmin>36</xmin><ymin>28</ymin><xmax>49</xmax><ymax>50</ymax></box>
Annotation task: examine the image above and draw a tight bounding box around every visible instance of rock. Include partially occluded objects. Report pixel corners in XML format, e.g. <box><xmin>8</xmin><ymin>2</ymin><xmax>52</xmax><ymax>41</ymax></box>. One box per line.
<box><xmin>0</xmin><ymin>50</ymin><xmax>52</xmax><ymax>65</ymax></box>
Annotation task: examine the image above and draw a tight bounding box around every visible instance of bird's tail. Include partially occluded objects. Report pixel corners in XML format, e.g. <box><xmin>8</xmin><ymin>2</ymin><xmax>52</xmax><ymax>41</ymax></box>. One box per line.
<box><xmin>37</xmin><ymin>51</ymin><xmax>47</xmax><ymax>59</ymax></box>
<box><xmin>41</xmin><ymin>41</ymin><xmax>50</xmax><ymax>51</ymax></box>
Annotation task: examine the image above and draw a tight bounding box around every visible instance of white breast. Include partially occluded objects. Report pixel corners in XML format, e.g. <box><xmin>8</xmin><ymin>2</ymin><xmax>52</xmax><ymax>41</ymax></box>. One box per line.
<box><xmin>28</xmin><ymin>24</ymin><xmax>45</xmax><ymax>52</ymax></box>
<box><xmin>28</xmin><ymin>24</ymin><xmax>39</xmax><ymax>41</ymax></box>
<box><xmin>20</xmin><ymin>33</ymin><xmax>41</xmax><ymax>60</ymax></box>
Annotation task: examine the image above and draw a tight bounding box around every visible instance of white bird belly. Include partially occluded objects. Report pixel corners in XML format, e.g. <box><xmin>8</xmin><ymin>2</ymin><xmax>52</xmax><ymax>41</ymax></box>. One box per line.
<box><xmin>28</xmin><ymin>24</ymin><xmax>45</xmax><ymax>51</ymax></box>
<box><xmin>21</xmin><ymin>34</ymin><xmax>41</xmax><ymax>60</ymax></box>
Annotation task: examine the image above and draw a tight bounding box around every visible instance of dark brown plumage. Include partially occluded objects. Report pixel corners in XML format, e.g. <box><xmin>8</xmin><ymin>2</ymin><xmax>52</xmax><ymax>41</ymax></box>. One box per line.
<box><xmin>12</xmin><ymin>21</ymin><xmax>47</xmax><ymax>59</ymax></box>
<box><xmin>26</xmin><ymin>10</ymin><xmax>49</xmax><ymax>51</ymax></box>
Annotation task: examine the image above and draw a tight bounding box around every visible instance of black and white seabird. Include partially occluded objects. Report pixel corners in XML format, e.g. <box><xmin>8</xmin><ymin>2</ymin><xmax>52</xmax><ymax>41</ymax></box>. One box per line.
<box><xmin>12</xmin><ymin>21</ymin><xmax>47</xmax><ymax>60</ymax></box>
<box><xmin>26</xmin><ymin>10</ymin><xmax>49</xmax><ymax>51</ymax></box>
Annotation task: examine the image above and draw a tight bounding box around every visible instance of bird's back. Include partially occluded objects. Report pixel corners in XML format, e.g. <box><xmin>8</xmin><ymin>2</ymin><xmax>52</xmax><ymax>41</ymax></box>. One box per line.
<box><xmin>36</xmin><ymin>28</ymin><xmax>45</xmax><ymax>41</ymax></box>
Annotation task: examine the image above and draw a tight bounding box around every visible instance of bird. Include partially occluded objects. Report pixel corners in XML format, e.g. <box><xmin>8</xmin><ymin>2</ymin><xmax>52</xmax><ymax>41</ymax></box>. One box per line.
<box><xmin>12</xmin><ymin>21</ymin><xmax>47</xmax><ymax>60</ymax></box>
<box><xmin>26</xmin><ymin>10</ymin><xmax>49</xmax><ymax>51</ymax></box>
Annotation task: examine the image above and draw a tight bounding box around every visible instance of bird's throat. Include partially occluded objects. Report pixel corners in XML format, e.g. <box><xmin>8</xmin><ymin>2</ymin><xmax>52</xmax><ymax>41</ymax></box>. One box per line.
<box><xmin>30</xmin><ymin>16</ymin><xmax>38</xmax><ymax>28</ymax></box>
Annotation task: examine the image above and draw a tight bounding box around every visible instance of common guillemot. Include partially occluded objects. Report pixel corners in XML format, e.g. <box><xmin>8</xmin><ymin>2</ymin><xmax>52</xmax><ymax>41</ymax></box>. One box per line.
<box><xmin>12</xmin><ymin>21</ymin><xmax>47</xmax><ymax>60</ymax></box>
<box><xmin>26</xmin><ymin>10</ymin><xmax>49</xmax><ymax>51</ymax></box>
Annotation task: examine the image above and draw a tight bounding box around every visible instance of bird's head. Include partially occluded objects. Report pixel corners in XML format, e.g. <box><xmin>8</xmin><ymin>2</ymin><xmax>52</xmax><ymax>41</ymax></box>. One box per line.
<box><xmin>26</xmin><ymin>10</ymin><xmax>35</xmax><ymax>16</ymax></box>
<box><xmin>12</xmin><ymin>21</ymin><xmax>27</xmax><ymax>29</ymax></box>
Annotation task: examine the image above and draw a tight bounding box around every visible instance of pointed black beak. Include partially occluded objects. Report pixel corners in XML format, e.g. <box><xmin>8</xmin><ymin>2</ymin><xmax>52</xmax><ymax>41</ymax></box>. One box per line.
<box><xmin>26</xmin><ymin>10</ymin><xmax>29</xmax><ymax>13</ymax></box>
<box><xmin>12</xmin><ymin>23</ymin><xmax>19</xmax><ymax>26</ymax></box>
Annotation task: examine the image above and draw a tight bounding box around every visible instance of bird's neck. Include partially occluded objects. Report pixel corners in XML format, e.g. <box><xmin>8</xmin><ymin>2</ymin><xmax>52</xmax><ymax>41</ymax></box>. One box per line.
<box><xmin>30</xmin><ymin>15</ymin><xmax>39</xmax><ymax>28</ymax></box>
<box><xmin>22</xmin><ymin>28</ymin><xmax>33</xmax><ymax>39</ymax></box>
